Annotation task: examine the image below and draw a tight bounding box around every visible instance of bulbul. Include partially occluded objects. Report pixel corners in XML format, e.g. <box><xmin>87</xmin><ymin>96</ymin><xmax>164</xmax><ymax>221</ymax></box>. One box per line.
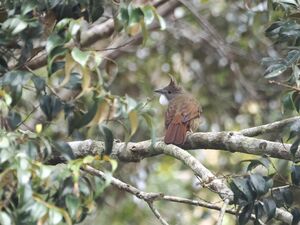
<box><xmin>155</xmin><ymin>77</ymin><xmax>202</xmax><ymax>145</ymax></box>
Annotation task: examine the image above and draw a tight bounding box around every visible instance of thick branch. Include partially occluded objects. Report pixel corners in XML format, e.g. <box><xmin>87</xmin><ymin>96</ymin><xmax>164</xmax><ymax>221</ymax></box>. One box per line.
<box><xmin>65</xmin><ymin>131</ymin><xmax>299</xmax><ymax>165</ymax></box>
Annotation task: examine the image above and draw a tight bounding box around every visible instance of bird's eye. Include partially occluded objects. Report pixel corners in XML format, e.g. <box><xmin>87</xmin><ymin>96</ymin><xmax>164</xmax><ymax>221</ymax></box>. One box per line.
<box><xmin>168</xmin><ymin>91</ymin><xmax>171</xmax><ymax>94</ymax></box>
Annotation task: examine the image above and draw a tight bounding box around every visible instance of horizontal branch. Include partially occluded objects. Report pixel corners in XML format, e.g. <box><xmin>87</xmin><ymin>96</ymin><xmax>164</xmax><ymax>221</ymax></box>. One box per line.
<box><xmin>65</xmin><ymin>131</ymin><xmax>299</xmax><ymax>165</ymax></box>
<box><xmin>239</xmin><ymin>116</ymin><xmax>300</xmax><ymax>137</ymax></box>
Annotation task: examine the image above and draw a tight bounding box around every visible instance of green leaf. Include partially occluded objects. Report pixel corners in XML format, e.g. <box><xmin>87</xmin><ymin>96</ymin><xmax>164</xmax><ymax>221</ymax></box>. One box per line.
<box><xmin>53</xmin><ymin>141</ymin><xmax>75</xmax><ymax>161</ymax></box>
<box><xmin>40</xmin><ymin>95</ymin><xmax>63</xmax><ymax>121</ymax></box>
<box><xmin>264</xmin><ymin>63</ymin><xmax>287</xmax><ymax>78</ymax></box>
<box><xmin>129</xmin><ymin>110</ymin><xmax>139</xmax><ymax>136</ymax></box>
<box><xmin>0</xmin><ymin>211</ymin><xmax>12</xmax><ymax>225</ymax></box>
<box><xmin>230</xmin><ymin>177</ymin><xmax>254</xmax><ymax>204</ymax></box>
<box><xmin>66</xmin><ymin>195</ymin><xmax>80</xmax><ymax>218</ymax></box>
<box><xmin>288</xmin><ymin>120</ymin><xmax>300</xmax><ymax>141</ymax></box>
<box><xmin>281</xmin><ymin>188</ymin><xmax>293</xmax><ymax>206</ymax></box>
<box><xmin>22</xmin><ymin>2</ymin><xmax>36</xmax><ymax>15</ymax></box>
<box><xmin>128</xmin><ymin>7</ymin><xmax>144</xmax><ymax>26</ymax></box>
<box><xmin>30</xmin><ymin>202</ymin><xmax>47</xmax><ymax>220</ymax></box>
<box><xmin>71</xmin><ymin>47</ymin><xmax>91</xmax><ymax>67</ymax></box>
<box><xmin>249</xmin><ymin>174</ymin><xmax>268</xmax><ymax>196</ymax></box>
<box><xmin>1</xmin><ymin>70</ymin><xmax>32</xmax><ymax>86</ymax></box>
<box><xmin>290</xmin><ymin>137</ymin><xmax>300</xmax><ymax>157</ymax></box>
<box><xmin>291</xmin><ymin>164</ymin><xmax>300</xmax><ymax>185</ymax></box>
<box><xmin>283</xmin><ymin>91</ymin><xmax>295</xmax><ymax>112</ymax></box>
<box><xmin>285</xmin><ymin>50</ymin><xmax>300</xmax><ymax>66</ymax></box>
<box><xmin>244</xmin><ymin>156</ymin><xmax>271</xmax><ymax>171</ymax></box>
<box><xmin>46</xmin><ymin>34</ymin><xmax>65</xmax><ymax>54</ymax></box>
<box><xmin>31</xmin><ymin>75</ymin><xmax>46</xmax><ymax>93</ymax></box>
<box><xmin>238</xmin><ymin>204</ymin><xmax>253</xmax><ymax>225</ymax></box>
<box><xmin>99</xmin><ymin>125</ymin><xmax>114</xmax><ymax>156</ymax></box>
<box><xmin>48</xmin><ymin>208</ymin><xmax>63</xmax><ymax>225</ymax></box>
<box><xmin>263</xmin><ymin>198</ymin><xmax>276</xmax><ymax>221</ymax></box>
<box><xmin>7</xmin><ymin>111</ymin><xmax>22</xmax><ymax>130</ymax></box>
<box><xmin>142</xmin><ymin>6</ymin><xmax>155</xmax><ymax>25</ymax></box>
<box><xmin>292</xmin><ymin>208</ymin><xmax>300</xmax><ymax>225</ymax></box>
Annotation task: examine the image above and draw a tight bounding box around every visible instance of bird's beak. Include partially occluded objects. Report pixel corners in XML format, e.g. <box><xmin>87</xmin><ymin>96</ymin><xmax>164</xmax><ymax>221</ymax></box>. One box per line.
<box><xmin>154</xmin><ymin>88</ymin><xmax>164</xmax><ymax>94</ymax></box>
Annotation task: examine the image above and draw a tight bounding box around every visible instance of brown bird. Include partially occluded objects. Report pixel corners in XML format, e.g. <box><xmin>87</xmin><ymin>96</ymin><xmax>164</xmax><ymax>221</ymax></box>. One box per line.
<box><xmin>155</xmin><ymin>77</ymin><xmax>202</xmax><ymax>145</ymax></box>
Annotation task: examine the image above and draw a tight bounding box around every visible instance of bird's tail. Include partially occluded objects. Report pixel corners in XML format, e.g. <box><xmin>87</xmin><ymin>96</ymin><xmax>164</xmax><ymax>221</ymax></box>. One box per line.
<box><xmin>164</xmin><ymin>114</ymin><xmax>188</xmax><ymax>145</ymax></box>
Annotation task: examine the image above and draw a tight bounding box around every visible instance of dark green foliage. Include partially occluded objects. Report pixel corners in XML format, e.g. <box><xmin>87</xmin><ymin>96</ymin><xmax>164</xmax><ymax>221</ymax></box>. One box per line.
<box><xmin>40</xmin><ymin>95</ymin><xmax>63</xmax><ymax>121</ymax></box>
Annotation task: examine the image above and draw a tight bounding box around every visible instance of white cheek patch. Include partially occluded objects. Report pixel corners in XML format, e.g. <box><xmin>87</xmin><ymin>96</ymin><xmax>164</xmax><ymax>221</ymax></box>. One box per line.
<box><xmin>159</xmin><ymin>95</ymin><xmax>169</xmax><ymax>105</ymax></box>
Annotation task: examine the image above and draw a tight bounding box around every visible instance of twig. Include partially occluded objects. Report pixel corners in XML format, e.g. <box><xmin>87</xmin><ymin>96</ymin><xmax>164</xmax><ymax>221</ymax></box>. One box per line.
<box><xmin>269</xmin><ymin>80</ymin><xmax>300</xmax><ymax>92</ymax></box>
<box><xmin>147</xmin><ymin>201</ymin><xmax>170</xmax><ymax>225</ymax></box>
<box><xmin>216</xmin><ymin>198</ymin><xmax>230</xmax><ymax>225</ymax></box>
<box><xmin>15</xmin><ymin>104</ymin><xmax>40</xmax><ymax>129</ymax></box>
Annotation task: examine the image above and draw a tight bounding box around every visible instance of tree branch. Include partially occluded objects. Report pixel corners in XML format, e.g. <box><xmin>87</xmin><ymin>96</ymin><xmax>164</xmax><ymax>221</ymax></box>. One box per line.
<box><xmin>64</xmin><ymin>129</ymin><xmax>298</xmax><ymax>166</ymax></box>
<box><xmin>216</xmin><ymin>198</ymin><xmax>229</xmax><ymax>225</ymax></box>
<box><xmin>24</xmin><ymin>0</ymin><xmax>179</xmax><ymax>71</ymax></box>
<box><xmin>147</xmin><ymin>201</ymin><xmax>170</xmax><ymax>225</ymax></box>
<box><xmin>156</xmin><ymin>142</ymin><xmax>233</xmax><ymax>202</ymax></box>
<box><xmin>239</xmin><ymin>116</ymin><xmax>300</xmax><ymax>137</ymax></box>
<box><xmin>84</xmin><ymin>165</ymin><xmax>294</xmax><ymax>224</ymax></box>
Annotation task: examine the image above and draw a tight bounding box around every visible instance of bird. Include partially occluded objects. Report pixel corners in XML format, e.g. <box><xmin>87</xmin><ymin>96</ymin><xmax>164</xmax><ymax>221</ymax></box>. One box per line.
<box><xmin>155</xmin><ymin>76</ymin><xmax>202</xmax><ymax>145</ymax></box>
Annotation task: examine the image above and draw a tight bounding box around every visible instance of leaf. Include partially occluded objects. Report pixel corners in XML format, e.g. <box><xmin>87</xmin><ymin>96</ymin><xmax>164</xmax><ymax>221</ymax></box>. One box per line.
<box><xmin>254</xmin><ymin>202</ymin><xmax>264</xmax><ymax>221</ymax></box>
<box><xmin>283</xmin><ymin>91</ymin><xmax>296</xmax><ymax>112</ymax></box>
<box><xmin>71</xmin><ymin>47</ymin><xmax>91</xmax><ymax>67</ymax></box>
<box><xmin>245</xmin><ymin>156</ymin><xmax>271</xmax><ymax>171</ymax></box>
<box><xmin>40</xmin><ymin>95</ymin><xmax>63</xmax><ymax>121</ymax></box>
<box><xmin>230</xmin><ymin>177</ymin><xmax>254</xmax><ymax>204</ymax></box>
<box><xmin>292</xmin><ymin>92</ymin><xmax>300</xmax><ymax>113</ymax></box>
<box><xmin>263</xmin><ymin>198</ymin><xmax>276</xmax><ymax>221</ymax></box>
<box><xmin>46</xmin><ymin>34</ymin><xmax>64</xmax><ymax>54</ymax></box>
<box><xmin>285</xmin><ymin>50</ymin><xmax>300</xmax><ymax>66</ymax></box>
<box><xmin>61</xmin><ymin>52</ymin><xmax>76</xmax><ymax>87</ymax></box>
<box><xmin>76</xmin><ymin>66</ymin><xmax>91</xmax><ymax>99</ymax></box>
<box><xmin>21</xmin><ymin>2</ymin><xmax>36</xmax><ymax>15</ymax></box>
<box><xmin>290</xmin><ymin>137</ymin><xmax>300</xmax><ymax>157</ymax></box>
<box><xmin>238</xmin><ymin>203</ymin><xmax>253</xmax><ymax>225</ymax></box>
<box><xmin>264</xmin><ymin>63</ymin><xmax>287</xmax><ymax>78</ymax></box>
<box><xmin>7</xmin><ymin>111</ymin><xmax>22</xmax><ymax>130</ymax></box>
<box><xmin>292</xmin><ymin>208</ymin><xmax>300</xmax><ymax>225</ymax></box>
<box><xmin>1</xmin><ymin>70</ymin><xmax>32</xmax><ymax>86</ymax></box>
<box><xmin>0</xmin><ymin>211</ymin><xmax>11</xmax><ymax>225</ymax></box>
<box><xmin>142</xmin><ymin>5</ymin><xmax>155</xmax><ymax>25</ymax></box>
<box><xmin>249</xmin><ymin>174</ymin><xmax>268</xmax><ymax>196</ymax></box>
<box><xmin>128</xmin><ymin>7</ymin><xmax>144</xmax><ymax>26</ymax></box>
<box><xmin>65</xmin><ymin>195</ymin><xmax>80</xmax><ymax>218</ymax></box>
<box><xmin>48</xmin><ymin>208</ymin><xmax>63</xmax><ymax>225</ymax></box>
<box><xmin>291</xmin><ymin>164</ymin><xmax>300</xmax><ymax>185</ymax></box>
<box><xmin>129</xmin><ymin>110</ymin><xmax>139</xmax><ymax>136</ymax></box>
<box><xmin>281</xmin><ymin>188</ymin><xmax>293</xmax><ymax>206</ymax></box>
<box><xmin>288</xmin><ymin>120</ymin><xmax>300</xmax><ymax>141</ymax></box>
<box><xmin>99</xmin><ymin>125</ymin><xmax>114</xmax><ymax>156</ymax></box>
<box><xmin>31</xmin><ymin>75</ymin><xmax>46</xmax><ymax>93</ymax></box>
<box><xmin>53</xmin><ymin>141</ymin><xmax>75</xmax><ymax>161</ymax></box>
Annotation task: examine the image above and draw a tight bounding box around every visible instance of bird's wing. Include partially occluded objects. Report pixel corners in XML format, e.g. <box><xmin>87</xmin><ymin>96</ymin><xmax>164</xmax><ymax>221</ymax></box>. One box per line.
<box><xmin>179</xmin><ymin>95</ymin><xmax>201</xmax><ymax>123</ymax></box>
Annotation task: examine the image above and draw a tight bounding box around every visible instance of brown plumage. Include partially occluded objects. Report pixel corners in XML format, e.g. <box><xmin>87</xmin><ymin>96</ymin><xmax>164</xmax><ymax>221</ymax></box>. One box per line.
<box><xmin>155</xmin><ymin>77</ymin><xmax>201</xmax><ymax>145</ymax></box>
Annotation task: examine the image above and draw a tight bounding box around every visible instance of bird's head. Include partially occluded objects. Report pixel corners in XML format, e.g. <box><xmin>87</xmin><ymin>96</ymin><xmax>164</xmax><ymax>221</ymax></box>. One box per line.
<box><xmin>154</xmin><ymin>76</ymin><xmax>183</xmax><ymax>105</ymax></box>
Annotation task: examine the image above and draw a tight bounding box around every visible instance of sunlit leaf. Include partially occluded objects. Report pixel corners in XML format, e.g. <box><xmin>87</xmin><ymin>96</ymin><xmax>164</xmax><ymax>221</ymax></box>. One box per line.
<box><xmin>71</xmin><ymin>47</ymin><xmax>91</xmax><ymax>68</ymax></box>
<box><xmin>129</xmin><ymin>110</ymin><xmax>139</xmax><ymax>136</ymax></box>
